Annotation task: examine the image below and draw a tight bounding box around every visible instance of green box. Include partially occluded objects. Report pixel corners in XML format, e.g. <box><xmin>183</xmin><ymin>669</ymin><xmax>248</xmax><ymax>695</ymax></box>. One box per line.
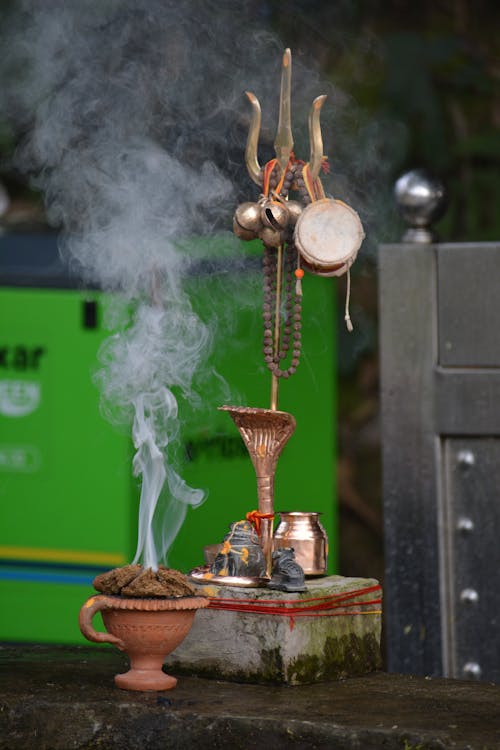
<box><xmin>0</xmin><ymin>284</ymin><xmax>136</xmax><ymax>644</ymax></box>
<box><xmin>0</xmin><ymin>236</ymin><xmax>336</xmax><ymax>644</ymax></box>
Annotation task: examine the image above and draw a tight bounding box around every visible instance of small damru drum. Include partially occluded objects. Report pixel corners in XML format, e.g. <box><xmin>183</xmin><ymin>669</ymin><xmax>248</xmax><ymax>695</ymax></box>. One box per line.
<box><xmin>294</xmin><ymin>198</ymin><xmax>365</xmax><ymax>277</ymax></box>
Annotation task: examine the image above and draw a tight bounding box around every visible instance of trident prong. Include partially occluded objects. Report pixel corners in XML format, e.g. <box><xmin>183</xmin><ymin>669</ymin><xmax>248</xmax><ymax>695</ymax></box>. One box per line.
<box><xmin>244</xmin><ymin>91</ymin><xmax>262</xmax><ymax>187</ymax></box>
<box><xmin>274</xmin><ymin>48</ymin><xmax>294</xmax><ymax>174</ymax></box>
<box><xmin>309</xmin><ymin>94</ymin><xmax>327</xmax><ymax>181</ymax></box>
<box><xmin>243</xmin><ymin>50</ymin><xmax>327</xmax><ymax>189</ymax></box>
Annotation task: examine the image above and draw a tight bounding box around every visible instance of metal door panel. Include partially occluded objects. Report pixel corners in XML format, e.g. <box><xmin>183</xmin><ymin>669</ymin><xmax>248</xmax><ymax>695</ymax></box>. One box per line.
<box><xmin>438</xmin><ymin>244</ymin><xmax>500</xmax><ymax>367</ymax></box>
<box><xmin>380</xmin><ymin>241</ymin><xmax>500</xmax><ymax>681</ymax></box>
<box><xmin>442</xmin><ymin>437</ymin><xmax>500</xmax><ymax>681</ymax></box>
<box><xmin>435</xmin><ymin>369</ymin><xmax>500</xmax><ymax>435</ymax></box>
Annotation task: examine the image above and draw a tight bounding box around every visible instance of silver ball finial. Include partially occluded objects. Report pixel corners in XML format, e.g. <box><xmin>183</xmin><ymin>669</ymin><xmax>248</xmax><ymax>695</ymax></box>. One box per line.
<box><xmin>394</xmin><ymin>169</ymin><xmax>447</xmax><ymax>243</ymax></box>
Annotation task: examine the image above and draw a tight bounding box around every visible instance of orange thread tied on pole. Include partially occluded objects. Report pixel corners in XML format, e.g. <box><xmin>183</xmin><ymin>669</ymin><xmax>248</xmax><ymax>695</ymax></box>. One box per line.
<box><xmin>246</xmin><ymin>510</ymin><xmax>275</xmax><ymax>536</ymax></box>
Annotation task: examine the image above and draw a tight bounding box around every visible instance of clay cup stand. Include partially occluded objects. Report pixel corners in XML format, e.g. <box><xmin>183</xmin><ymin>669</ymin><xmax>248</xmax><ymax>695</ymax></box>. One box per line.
<box><xmin>79</xmin><ymin>594</ymin><xmax>209</xmax><ymax>691</ymax></box>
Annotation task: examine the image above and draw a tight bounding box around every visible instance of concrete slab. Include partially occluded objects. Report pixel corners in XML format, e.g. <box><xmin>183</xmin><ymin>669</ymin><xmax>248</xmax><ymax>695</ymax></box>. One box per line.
<box><xmin>1</xmin><ymin>645</ymin><xmax>500</xmax><ymax>749</ymax></box>
<box><xmin>169</xmin><ymin>574</ymin><xmax>382</xmax><ymax>684</ymax></box>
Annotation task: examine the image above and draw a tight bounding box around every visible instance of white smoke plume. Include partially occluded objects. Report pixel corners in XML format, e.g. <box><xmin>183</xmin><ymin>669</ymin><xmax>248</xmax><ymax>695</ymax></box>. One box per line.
<box><xmin>0</xmin><ymin>0</ymin><xmax>281</xmax><ymax>570</ymax></box>
<box><xmin>0</xmin><ymin>0</ymin><xmax>398</xmax><ymax>569</ymax></box>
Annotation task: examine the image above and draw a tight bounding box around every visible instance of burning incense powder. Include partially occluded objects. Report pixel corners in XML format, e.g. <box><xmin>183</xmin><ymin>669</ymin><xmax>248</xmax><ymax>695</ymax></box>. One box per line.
<box><xmin>94</xmin><ymin>564</ymin><xmax>197</xmax><ymax>598</ymax></box>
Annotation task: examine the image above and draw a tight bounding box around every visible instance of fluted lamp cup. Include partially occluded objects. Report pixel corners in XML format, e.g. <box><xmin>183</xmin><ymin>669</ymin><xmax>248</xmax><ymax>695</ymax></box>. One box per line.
<box><xmin>219</xmin><ymin>405</ymin><xmax>296</xmax><ymax>576</ymax></box>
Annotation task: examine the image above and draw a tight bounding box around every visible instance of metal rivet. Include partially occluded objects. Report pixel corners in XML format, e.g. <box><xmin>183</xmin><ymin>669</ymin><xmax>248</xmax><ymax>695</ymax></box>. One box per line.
<box><xmin>460</xmin><ymin>588</ymin><xmax>479</xmax><ymax>605</ymax></box>
<box><xmin>457</xmin><ymin>517</ymin><xmax>474</xmax><ymax>534</ymax></box>
<box><xmin>457</xmin><ymin>450</ymin><xmax>475</xmax><ymax>468</ymax></box>
<box><xmin>462</xmin><ymin>662</ymin><xmax>482</xmax><ymax>680</ymax></box>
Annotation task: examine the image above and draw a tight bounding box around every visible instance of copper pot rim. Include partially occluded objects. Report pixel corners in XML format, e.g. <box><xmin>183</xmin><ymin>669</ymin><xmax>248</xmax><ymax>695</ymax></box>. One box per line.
<box><xmin>276</xmin><ymin>510</ymin><xmax>323</xmax><ymax>516</ymax></box>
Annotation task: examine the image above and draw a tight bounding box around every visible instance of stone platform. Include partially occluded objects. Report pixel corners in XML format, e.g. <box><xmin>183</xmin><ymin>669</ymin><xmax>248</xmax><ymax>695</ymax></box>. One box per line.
<box><xmin>166</xmin><ymin>575</ymin><xmax>382</xmax><ymax>684</ymax></box>
<box><xmin>1</xmin><ymin>644</ymin><xmax>500</xmax><ymax>749</ymax></box>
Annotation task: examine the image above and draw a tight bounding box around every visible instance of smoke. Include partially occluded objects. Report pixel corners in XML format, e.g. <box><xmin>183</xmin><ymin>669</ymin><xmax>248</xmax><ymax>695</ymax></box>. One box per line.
<box><xmin>0</xmin><ymin>0</ymin><xmax>280</xmax><ymax>570</ymax></box>
<box><xmin>0</xmin><ymin>0</ymin><xmax>399</xmax><ymax>569</ymax></box>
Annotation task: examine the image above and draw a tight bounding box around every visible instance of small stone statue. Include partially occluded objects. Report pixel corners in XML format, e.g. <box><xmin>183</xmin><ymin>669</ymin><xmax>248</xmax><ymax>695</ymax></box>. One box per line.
<box><xmin>267</xmin><ymin>547</ymin><xmax>307</xmax><ymax>592</ymax></box>
<box><xmin>210</xmin><ymin>520</ymin><xmax>266</xmax><ymax>578</ymax></box>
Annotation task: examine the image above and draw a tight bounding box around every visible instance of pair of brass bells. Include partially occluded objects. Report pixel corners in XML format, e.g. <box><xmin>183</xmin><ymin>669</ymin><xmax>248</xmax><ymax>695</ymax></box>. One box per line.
<box><xmin>233</xmin><ymin>197</ymin><xmax>303</xmax><ymax>248</ymax></box>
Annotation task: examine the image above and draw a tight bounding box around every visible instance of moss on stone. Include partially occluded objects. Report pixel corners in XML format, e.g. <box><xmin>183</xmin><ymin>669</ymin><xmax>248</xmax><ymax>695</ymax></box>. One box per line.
<box><xmin>287</xmin><ymin>631</ymin><xmax>382</xmax><ymax>685</ymax></box>
<box><xmin>260</xmin><ymin>647</ymin><xmax>285</xmax><ymax>681</ymax></box>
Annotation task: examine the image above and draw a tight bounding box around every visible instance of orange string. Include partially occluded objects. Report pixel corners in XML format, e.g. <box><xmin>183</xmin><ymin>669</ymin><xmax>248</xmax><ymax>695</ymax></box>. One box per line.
<box><xmin>246</xmin><ymin>510</ymin><xmax>275</xmax><ymax>536</ymax></box>
<box><xmin>262</xmin><ymin>159</ymin><xmax>278</xmax><ymax>197</ymax></box>
<box><xmin>262</xmin><ymin>157</ymin><xmax>296</xmax><ymax>198</ymax></box>
<box><xmin>302</xmin><ymin>163</ymin><xmax>325</xmax><ymax>202</ymax></box>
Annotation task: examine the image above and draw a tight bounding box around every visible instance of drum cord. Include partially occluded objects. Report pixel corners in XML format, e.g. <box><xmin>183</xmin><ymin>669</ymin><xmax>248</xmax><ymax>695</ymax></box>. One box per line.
<box><xmin>344</xmin><ymin>268</ymin><xmax>354</xmax><ymax>333</ymax></box>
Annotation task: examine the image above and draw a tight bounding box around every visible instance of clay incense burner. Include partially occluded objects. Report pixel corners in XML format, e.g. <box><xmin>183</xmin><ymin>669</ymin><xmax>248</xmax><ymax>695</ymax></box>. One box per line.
<box><xmin>79</xmin><ymin>565</ymin><xmax>209</xmax><ymax>691</ymax></box>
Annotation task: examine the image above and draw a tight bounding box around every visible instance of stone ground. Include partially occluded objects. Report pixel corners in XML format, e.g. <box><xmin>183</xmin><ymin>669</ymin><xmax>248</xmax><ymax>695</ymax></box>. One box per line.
<box><xmin>1</xmin><ymin>645</ymin><xmax>500</xmax><ymax>749</ymax></box>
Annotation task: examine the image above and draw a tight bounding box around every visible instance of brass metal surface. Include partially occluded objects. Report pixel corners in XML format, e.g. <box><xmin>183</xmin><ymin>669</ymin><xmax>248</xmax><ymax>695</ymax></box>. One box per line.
<box><xmin>308</xmin><ymin>95</ymin><xmax>327</xmax><ymax>181</ymax></box>
<box><xmin>244</xmin><ymin>92</ymin><xmax>262</xmax><ymax>186</ymax></box>
<box><xmin>270</xmin><ymin>375</ymin><xmax>279</xmax><ymax>412</ymax></box>
<box><xmin>274</xmin><ymin>48</ymin><xmax>294</xmax><ymax>174</ymax></box>
<box><xmin>270</xmin><ymin>242</ymin><xmax>284</xmax><ymax>411</ymax></box>
<box><xmin>244</xmin><ymin>49</ymin><xmax>327</xmax><ymax>188</ymax></box>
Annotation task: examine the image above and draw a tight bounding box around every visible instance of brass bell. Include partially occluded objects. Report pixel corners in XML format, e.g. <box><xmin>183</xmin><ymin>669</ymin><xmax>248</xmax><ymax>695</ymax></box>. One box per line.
<box><xmin>285</xmin><ymin>200</ymin><xmax>303</xmax><ymax>226</ymax></box>
<box><xmin>260</xmin><ymin>199</ymin><xmax>290</xmax><ymax>232</ymax></box>
<box><xmin>233</xmin><ymin>201</ymin><xmax>263</xmax><ymax>241</ymax></box>
<box><xmin>259</xmin><ymin>225</ymin><xmax>284</xmax><ymax>248</ymax></box>
<box><xmin>233</xmin><ymin>217</ymin><xmax>256</xmax><ymax>241</ymax></box>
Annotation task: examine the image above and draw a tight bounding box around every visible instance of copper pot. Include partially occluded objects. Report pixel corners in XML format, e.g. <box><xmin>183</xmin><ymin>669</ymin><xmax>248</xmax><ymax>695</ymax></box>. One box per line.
<box><xmin>79</xmin><ymin>594</ymin><xmax>208</xmax><ymax>691</ymax></box>
<box><xmin>273</xmin><ymin>511</ymin><xmax>328</xmax><ymax>575</ymax></box>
